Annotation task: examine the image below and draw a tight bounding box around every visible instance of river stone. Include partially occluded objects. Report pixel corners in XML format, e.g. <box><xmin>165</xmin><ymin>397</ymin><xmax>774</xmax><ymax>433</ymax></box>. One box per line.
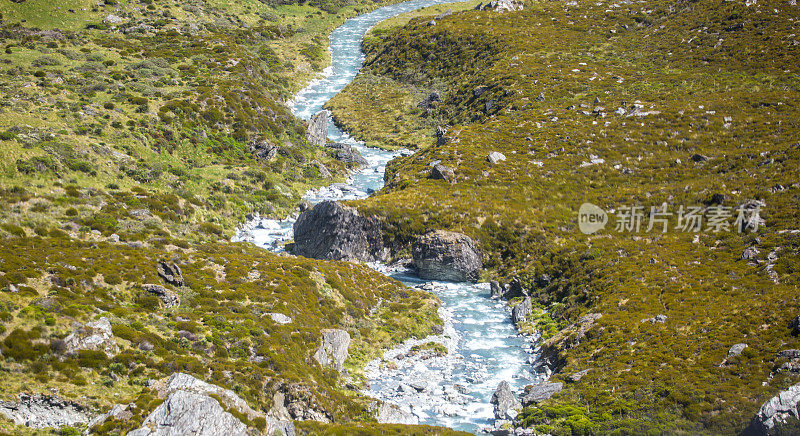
<box><xmin>0</xmin><ymin>394</ymin><xmax>92</xmax><ymax>429</ymax></box>
<box><xmin>313</xmin><ymin>329</ymin><xmax>351</xmax><ymax>373</ymax></box>
<box><xmin>293</xmin><ymin>201</ymin><xmax>387</xmax><ymax>262</ymax></box>
<box><xmin>328</xmin><ymin>142</ymin><xmax>368</xmax><ymax>166</ymax></box>
<box><xmin>512</xmin><ymin>297</ymin><xmax>532</xmax><ymax>325</ymax></box>
<box><xmin>491</xmin><ymin>381</ymin><xmax>521</xmax><ymax>420</ymax></box>
<box><xmin>412</xmin><ymin>230</ymin><xmax>482</xmax><ymax>282</ymax></box>
<box><xmin>521</xmin><ymin>382</ymin><xmax>563</xmax><ymax>406</ymax></box>
<box><xmin>410</xmin><ymin>381</ymin><xmax>428</xmax><ymax>392</ymax></box>
<box><xmin>747</xmin><ymin>383</ymin><xmax>800</xmax><ymax>434</ymax></box>
<box><xmin>308</xmin><ymin>110</ymin><xmax>328</xmax><ymax>146</ymax></box>
<box><xmin>376</xmin><ymin>403</ymin><xmax>418</xmax><ymax>425</ymax></box>
<box><xmin>64</xmin><ymin>317</ymin><xmax>118</xmax><ymax>357</ymax></box>
<box><xmin>490</xmin><ymin>280</ymin><xmax>504</xmax><ymax>299</ymax></box>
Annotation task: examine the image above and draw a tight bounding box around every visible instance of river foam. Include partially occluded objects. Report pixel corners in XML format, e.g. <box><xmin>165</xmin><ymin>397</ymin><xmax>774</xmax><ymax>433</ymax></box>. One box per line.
<box><xmin>236</xmin><ymin>0</ymin><xmax>541</xmax><ymax>432</ymax></box>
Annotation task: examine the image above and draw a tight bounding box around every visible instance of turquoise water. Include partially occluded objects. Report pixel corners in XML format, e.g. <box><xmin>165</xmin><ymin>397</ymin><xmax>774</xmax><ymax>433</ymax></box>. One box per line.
<box><xmin>237</xmin><ymin>1</ymin><xmax>541</xmax><ymax>432</ymax></box>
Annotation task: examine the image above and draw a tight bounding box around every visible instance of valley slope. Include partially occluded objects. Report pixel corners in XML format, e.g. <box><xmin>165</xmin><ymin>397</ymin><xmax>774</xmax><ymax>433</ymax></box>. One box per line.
<box><xmin>327</xmin><ymin>0</ymin><xmax>800</xmax><ymax>433</ymax></box>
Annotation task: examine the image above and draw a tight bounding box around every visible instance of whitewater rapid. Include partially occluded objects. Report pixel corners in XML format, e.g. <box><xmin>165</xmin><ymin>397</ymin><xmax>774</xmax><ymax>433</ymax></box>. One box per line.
<box><xmin>235</xmin><ymin>1</ymin><xmax>541</xmax><ymax>432</ymax></box>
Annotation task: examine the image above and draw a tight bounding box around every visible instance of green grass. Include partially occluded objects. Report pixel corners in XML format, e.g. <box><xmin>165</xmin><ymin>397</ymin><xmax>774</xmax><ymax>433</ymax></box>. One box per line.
<box><xmin>366</xmin><ymin>0</ymin><xmax>481</xmax><ymax>37</ymax></box>
<box><xmin>0</xmin><ymin>0</ymin><xmax>101</xmax><ymax>30</ymax></box>
<box><xmin>0</xmin><ymin>0</ymin><xmax>452</xmax><ymax>433</ymax></box>
<box><xmin>327</xmin><ymin>0</ymin><xmax>800</xmax><ymax>433</ymax></box>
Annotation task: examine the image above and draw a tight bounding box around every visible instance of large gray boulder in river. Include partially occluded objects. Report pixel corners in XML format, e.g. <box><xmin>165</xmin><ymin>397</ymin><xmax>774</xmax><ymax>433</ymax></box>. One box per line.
<box><xmin>293</xmin><ymin>201</ymin><xmax>388</xmax><ymax>262</ymax></box>
<box><xmin>307</xmin><ymin>110</ymin><xmax>328</xmax><ymax>147</ymax></box>
<box><xmin>327</xmin><ymin>142</ymin><xmax>368</xmax><ymax>166</ymax></box>
<box><xmin>412</xmin><ymin>230</ymin><xmax>482</xmax><ymax>282</ymax></box>
<box><xmin>491</xmin><ymin>381</ymin><xmax>521</xmax><ymax>420</ymax></box>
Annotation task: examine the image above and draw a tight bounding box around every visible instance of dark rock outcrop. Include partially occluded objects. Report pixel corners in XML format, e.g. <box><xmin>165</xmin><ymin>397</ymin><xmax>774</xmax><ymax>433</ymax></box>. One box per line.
<box><xmin>157</xmin><ymin>261</ymin><xmax>184</xmax><ymax>287</ymax></box>
<box><xmin>293</xmin><ymin>201</ymin><xmax>387</xmax><ymax>262</ymax></box>
<box><xmin>270</xmin><ymin>382</ymin><xmax>332</xmax><ymax>423</ymax></box>
<box><xmin>85</xmin><ymin>403</ymin><xmax>136</xmax><ymax>433</ymax></box>
<box><xmin>490</xmin><ymin>278</ymin><xmax>528</xmax><ymax>300</ymax></box>
<box><xmin>430</xmin><ymin>164</ymin><xmax>455</xmax><ymax>183</ymax></box>
<box><xmin>412</xmin><ymin>230</ymin><xmax>482</xmax><ymax>282</ymax></box>
<box><xmin>248</xmin><ymin>139</ymin><xmax>278</xmax><ymax>160</ymax></box>
<box><xmin>791</xmin><ymin>315</ymin><xmax>800</xmax><ymax>336</ymax></box>
<box><xmin>308</xmin><ymin>110</ymin><xmax>328</xmax><ymax>146</ymax></box>
<box><xmin>490</xmin><ymin>280</ymin><xmax>504</xmax><ymax>299</ymax></box>
<box><xmin>417</xmin><ymin>92</ymin><xmax>441</xmax><ymax>110</ymax></box>
<box><xmin>436</xmin><ymin>126</ymin><xmax>447</xmax><ymax>146</ymax></box>
<box><xmin>777</xmin><ymin>350</ymin><xmax>800</xmax><ymax>360</ymax></box>
<box><xmin>327</xmin><ymin>142</ymin><xmax>368</xmax><ymax>166</ymax></box>
<box><xmin>142</xmin><ymin>284</ymin><xmax>180</xmax><ymax>308</ymax></box>
<box><xmin>512</xmin><ymin>297</ymin><xmax>532</xmax><ymax>325</ymax></box>
<box><xmin>313</xmin><ymin>329</ymin><xmax>351</xmax><ymax>373</ymax></box>
<box><xmin>539</xmin><ymin>313</ymin><xmax>602</xmax><ymax>372</ymax></box>
<box><xmin>504</xmin><ymin>278</ymin><xmax>528</xmax><ymax>299</ymax></box>
<box><xmin>491</xmin><ymin>381</ymin><xmax>521</xmax><ymax>420</ymax></box>
<box><xmin>691</xmin><ymin>153</ymin><xmax>709</xmax><ymax>163</ymax></box>
<box><xmin>312</xmin><ymin>160</ymin><xmax>332</xmax><ymax>179</ymax></box>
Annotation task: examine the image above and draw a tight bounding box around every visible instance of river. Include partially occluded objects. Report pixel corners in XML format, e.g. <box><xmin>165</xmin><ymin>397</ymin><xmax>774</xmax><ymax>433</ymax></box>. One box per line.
<box><xmin>234</xmin><ymin>1</ymin><xmax>541</xmax><ymax>432</ymax></box>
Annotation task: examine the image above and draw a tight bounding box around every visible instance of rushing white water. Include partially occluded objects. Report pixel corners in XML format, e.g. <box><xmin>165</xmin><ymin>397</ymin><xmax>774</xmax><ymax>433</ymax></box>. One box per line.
<box><xmin>235</xmin><ymin>1</ymin><xmax>541</xmax><ymax>433</ymax></box>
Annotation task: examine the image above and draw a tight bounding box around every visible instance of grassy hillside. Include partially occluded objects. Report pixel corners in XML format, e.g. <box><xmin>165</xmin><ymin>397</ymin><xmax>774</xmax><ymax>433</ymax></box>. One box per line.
<box><xmin>0</xmin><ymin>0</ymin><xmax>471</xmax><ymax>434</ymax></box>
<box><xmin>328</xmin><ymin>0</ymin><xmax>800</xmax><ymax>433</ymax></box>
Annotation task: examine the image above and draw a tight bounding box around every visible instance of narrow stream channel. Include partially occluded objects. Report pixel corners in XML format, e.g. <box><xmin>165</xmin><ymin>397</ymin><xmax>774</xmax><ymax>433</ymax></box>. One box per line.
<box><xmin>235</xmin><ymin>1</ymin><xmax>541</xmax><ymax>432</ymax></box>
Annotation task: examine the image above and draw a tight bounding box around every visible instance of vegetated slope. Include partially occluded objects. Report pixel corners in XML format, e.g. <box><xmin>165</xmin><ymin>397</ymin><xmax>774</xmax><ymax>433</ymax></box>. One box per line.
<box><xmin>0</xmin><ymin>0</ymin><xmax>471</xmax><ymax>434</ymax></box>
<box><xmin>329</xmin><ymin>0</ymin><xmax>800</xmax><ymax>433</ymax></box>
<box><xmin>0</xmin><ymin>0</ymin><xmax>372</xmax><ymax>233</ymax></box>
<box><xmin>0</xmin><ymin>236</ymin><xmax>443</xmax><ymax>434</ymax></box>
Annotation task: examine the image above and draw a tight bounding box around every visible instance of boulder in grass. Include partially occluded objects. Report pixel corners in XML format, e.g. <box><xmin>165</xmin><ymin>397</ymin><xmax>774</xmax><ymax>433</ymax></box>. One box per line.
<box><xmin>412</xmin><ymin>230</ymin><xmax>482</xmax><ymax>282</ymax></box>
